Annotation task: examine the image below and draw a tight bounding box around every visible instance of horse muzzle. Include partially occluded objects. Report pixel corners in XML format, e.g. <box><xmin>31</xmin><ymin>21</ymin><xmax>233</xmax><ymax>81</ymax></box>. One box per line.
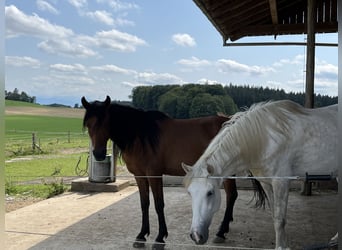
<box><xmin>92</xmin><ymin>149</ymin><xmax>107</xmax><ymax>161</ymax></box>
<box><xmin>190</xmin><ymin>230</ymin><xmax>208</xmax><ymax>245</ymax></box>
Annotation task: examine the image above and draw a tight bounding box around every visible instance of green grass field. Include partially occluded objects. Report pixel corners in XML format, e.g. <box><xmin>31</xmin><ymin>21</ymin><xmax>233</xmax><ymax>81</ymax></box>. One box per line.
<box><xmin>5</xmin><ymin>100</ymin><xmax>43</xmax><ymax>107</ymax></box>
<box><xmin>5</xmin><ymin>113</ymin><xmax>88</xmax><ymax>158</ymax></box>
<box><xmin>5</xmin><ymin>100</ymin><xmax>90</xmax><ymax>198</ymax></box>
<box><xmin>6</xmin><ymin>115</ymin><xmax>83</xmax><ymax>133</ymax></box>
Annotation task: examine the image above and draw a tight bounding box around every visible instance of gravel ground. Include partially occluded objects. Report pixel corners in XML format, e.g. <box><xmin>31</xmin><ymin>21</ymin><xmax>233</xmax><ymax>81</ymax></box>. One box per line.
<box><xmin>6</xmin><ymin>195</ymin><xmax>43</xmax><ymax>212</ymax></box>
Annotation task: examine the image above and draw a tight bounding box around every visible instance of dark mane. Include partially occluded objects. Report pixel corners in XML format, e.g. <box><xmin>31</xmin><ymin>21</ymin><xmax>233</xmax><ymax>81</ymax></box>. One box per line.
<box><xmin>83</xmin><ymin>101</ymin><xmax>170</xmax><ymax>152</ymax></box>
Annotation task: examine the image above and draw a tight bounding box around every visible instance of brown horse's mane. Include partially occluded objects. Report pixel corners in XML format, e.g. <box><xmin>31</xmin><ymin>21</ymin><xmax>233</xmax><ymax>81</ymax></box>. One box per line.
<box><xmin>83</xmin><ymin>101</ymin><xmax>170</xmax><ymax>152</ymax></box>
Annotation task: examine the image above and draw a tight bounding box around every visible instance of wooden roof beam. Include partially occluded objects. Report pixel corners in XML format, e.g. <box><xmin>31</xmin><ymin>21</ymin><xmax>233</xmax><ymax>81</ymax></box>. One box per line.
<box><xmin>269</xmin><ymin>0</ymin><xmax>279</xmax><ymax>25</ymax></box>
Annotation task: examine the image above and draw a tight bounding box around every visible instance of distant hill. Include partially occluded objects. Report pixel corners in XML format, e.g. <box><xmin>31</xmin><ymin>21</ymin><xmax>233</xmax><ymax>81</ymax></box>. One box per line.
<box><xmin>5</xmin><ymin>100</ymin><xmax>85</xmax><ymax>118</ymax></box>
<box><xmin>47</xmin><ymin>103</ymin><xmax>72</xmax><ymax>108</ymax></box>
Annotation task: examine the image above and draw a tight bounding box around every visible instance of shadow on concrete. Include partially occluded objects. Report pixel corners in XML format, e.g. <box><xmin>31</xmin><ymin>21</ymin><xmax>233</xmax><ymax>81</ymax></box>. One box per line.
<box><xmin>26</xmin><ymin>187</ymin><xmax>337</xmax><ymax>250</ymax></box>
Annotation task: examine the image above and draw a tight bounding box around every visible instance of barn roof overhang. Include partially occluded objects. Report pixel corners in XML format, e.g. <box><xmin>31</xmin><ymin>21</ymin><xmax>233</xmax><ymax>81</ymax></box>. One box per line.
<box><xmin>193</xmin><ymin>0</ymin><xmax>338</xmax><ymax>45</ymax></box>
<box><xmin>193</xmin><ymin>0</ymin><xmax>338</xmax><ymax>108</ymax></box>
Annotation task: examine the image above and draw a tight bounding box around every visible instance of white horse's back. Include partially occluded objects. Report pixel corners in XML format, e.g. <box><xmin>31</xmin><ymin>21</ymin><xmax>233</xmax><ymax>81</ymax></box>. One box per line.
<box><xmin>289</xmin><ymin>104</ymin><xmax>337</xmax><ymax>177</ymax></box>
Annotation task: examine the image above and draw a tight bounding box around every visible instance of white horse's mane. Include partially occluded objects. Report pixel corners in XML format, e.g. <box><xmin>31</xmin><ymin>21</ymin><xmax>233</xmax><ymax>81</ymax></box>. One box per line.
<box><xmin>184</xmin><ymin>100</ymin><xmax>307</xmax><ymax>185</ymax></box>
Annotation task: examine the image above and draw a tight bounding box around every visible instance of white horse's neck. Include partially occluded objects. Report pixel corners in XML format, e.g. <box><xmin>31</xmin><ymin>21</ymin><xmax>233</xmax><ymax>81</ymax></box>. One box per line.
<box><xmin>197</xmin><ymin>100</ymin><xmax>306</xmax><ymax>177</ymax></box>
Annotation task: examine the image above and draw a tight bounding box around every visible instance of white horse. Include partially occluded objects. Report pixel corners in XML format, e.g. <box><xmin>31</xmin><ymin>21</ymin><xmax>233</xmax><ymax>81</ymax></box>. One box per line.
<box><xmin>183</xmin><ymin>100</ymin><xmax>337</xmax><ymax>249</ymax></box>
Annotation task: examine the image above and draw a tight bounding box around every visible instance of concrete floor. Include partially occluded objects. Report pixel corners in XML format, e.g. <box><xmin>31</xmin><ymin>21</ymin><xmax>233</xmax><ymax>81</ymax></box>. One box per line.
<box><xmin>5</xmin><ymin>186</ymin><xmax>337</xmax><ymax>250</ymax></box>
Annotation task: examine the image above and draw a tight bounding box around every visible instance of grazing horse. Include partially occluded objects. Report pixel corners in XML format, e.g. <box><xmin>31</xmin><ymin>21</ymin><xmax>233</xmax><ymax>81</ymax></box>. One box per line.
<box><xmin>82</xmin><ymin>96</ymin><xmax>247</xmax><ymax>249</ymax></box>
<box><xmin>183</xmin><ymin>100</ymin><xmax>337</xmax><ymax>249</ymax></box>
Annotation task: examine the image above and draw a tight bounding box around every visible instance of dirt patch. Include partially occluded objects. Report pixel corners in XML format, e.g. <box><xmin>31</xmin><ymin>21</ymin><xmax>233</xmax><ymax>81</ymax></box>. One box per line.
<box><xmin>6</xmin><ymin>195</ymin><xmax>43</xmax><ymax>212</ymax></box>
<box><xmin>5</xmin><ymin>106</ymin><xmax>85</xmax><ymax>118</ymax></box>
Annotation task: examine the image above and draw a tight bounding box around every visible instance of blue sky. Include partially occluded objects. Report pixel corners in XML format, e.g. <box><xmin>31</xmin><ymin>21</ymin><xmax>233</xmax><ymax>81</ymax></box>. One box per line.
<box><xmin>5</xmin><ymin>0</ymin><xmax>338</xmax><ymax>106</ymax></box>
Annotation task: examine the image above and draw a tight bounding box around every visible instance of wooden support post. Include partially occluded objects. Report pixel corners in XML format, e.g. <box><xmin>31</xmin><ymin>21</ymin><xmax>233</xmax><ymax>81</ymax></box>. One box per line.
<box><xmin>302</xmin><ymin>0</ymin><xmax>316</xmax><ymax>195</ymax></box>
<box><xmin>305</xmin><ymin>0</ymin><xmax>316</xmax><ymax>108</ymax></box>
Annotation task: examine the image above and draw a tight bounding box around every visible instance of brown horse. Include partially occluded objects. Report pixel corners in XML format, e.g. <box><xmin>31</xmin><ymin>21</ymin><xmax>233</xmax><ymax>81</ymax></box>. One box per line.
<box><xmin>81</xmin><ymin>96</ymin><xmax>238</xmax><ymax>249</ymax></box>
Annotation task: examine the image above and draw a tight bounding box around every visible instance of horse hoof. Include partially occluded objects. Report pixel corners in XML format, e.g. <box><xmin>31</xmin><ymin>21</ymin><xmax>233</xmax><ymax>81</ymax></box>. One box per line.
<box><xmin>152</xmin><ymin>242</ymin><xmax>165</xmax><ymax>250</ymax></box>
<box><xmin>133</xmin><ymin>239</ymin><xmax>146</xmax><ymax>248</ymax></box>
<box><xmin>213</xmin><ymin>236</ymin><xmax>226</xmax><ymax>243</ymax></box>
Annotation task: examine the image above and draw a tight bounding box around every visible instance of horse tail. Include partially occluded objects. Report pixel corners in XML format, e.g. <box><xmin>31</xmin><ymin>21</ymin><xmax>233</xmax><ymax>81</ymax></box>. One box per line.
<box><xmin>249</xmin><ymin>173</ymin><xmax>268</xmax><ymax>209</ymax></box>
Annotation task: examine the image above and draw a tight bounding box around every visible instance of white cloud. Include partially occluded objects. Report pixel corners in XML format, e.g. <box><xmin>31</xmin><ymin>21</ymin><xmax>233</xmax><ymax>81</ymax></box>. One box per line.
<box><xmin>95</xmin><ymin>29</ymin><xmax>147</xmax><ymax>52</ymax></box>
<box><xmin>314</xmin><ymin>61</ymin><xmax>337</xmax><ymax>96</ymax></box>
<box><xmin>217</xmin><ymin>59</ymin><xmax>275</xmax><ymax>76</ymax></box>
<box><xmin>121</xmin><ymin>81</ymin><xmax>142</xmax><ymax>88</ymax></box>
<box><xmin>271</xmin><ymin>55</ymin><xmax>337</xmax><ymax>96</ymax></box>
<box><xmin>177</xmin><ymin>56</ymin><xmax>210</xmax><ymax>68</ymax></box>
<box><xmin>273</xmin><ymin>54</ymin><xmax>305</xmax><ymax>67</ymax></box>
<box><xmin>265</xmin><ymin>80</ymin><xmax>284</xmax><ymax>90</ymax></box>
<box><xmin>172</xmin><ymin>33</ymin><xmax>196</xmax><ymax>47</ymax></box>
<box><xmin>5</xmin><ymin>5</ymin><xmax>73</xmax><ymax>38</ymax></box>
<box><xmin>197</xmin><ymin>78</ymin><xmax>220</xmax><ymax>85</ymax></box>
<box><xmin>96</xmin><ymin>0</ymin><xmax>139</xmax><ymax>12</ymax></box>
<box><xmin>70</xmin><ymin>0</ymin><xmax>136</xmax><ymax>27</ymax></box>
<box><xmin>68</xmin><ymin>0</ymin><xmax>87</xmax><ymax>9</ymax></box>
<box><xmin>314</xmin><ymin>80</ymin><xmax>338</xmax><ymax>96</ymax></box>
<box><xmin>81</xmin><ymin>10</ymin><xmax>134</xmax><ymax>27</ymax></box>
<box><xmin>30</xmin><ymin>73</ymin><xmax>96</xmax><ymax>100</ymax></box>
<box><xmin>85</xmin><ymin>10</ymin><xmax>114</xmax><ymax>25</ymax></box>
<box><xmin>35</xmin><ymin>28</ymin><xmax>146</xmax><ymax>57</ymax></box>
<box><xmin>315</xmin><ymin>62</ymin><xmax>338</xmax><ymax>80</ymax></box>
<box><xmin>111</xmin><ymin>16</ymin><xmax>135</xmax><ymax>27</ymax></box>
<box><xmin>36</xmin><ymin>0</ymin><xmax>59</xmax><ymax>15</ymax></box>
<box><xmin>5</xmin><ymin>5</ymin><xmax>144</xmax><ymax>58</ymax></box>
<box><xmin>91</xmin><ymin>64</ymin><xmax>137</xmax><ymax>75</ymax></box>
<box><xmin>38</xmin><ymin>39</ymin><xmax>97</xmax><ymax>58</ymax></box>
<box><xmin>6</xmin><ymin>56</ymin><xmax>41</xmax><ymax>68</ymax></box>
<box><xmin>135</xmin><ymin>72</ymin><xmax>183</xmax><ymax>85</ymax></box>
<box><xmin>50</xmin><ymin>63</ymin><xmax>87</xmax><ymax>74</ymax></box>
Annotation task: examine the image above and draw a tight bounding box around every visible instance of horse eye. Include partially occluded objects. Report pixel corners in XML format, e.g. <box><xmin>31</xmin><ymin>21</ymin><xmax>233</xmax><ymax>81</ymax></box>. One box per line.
<box><xmin>207</xmin><ymin>190</ymin><xmax>214</xmax><ymax>197</ymax></box>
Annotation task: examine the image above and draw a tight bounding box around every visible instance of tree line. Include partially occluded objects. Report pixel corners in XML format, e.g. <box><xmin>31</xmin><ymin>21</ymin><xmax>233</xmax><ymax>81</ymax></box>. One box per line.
<box><xmin>225</xmin><ymin>84</ymin><xmax>337</xmax><ymax>109</ymax></box>
<box><xmin>132</xmin><ymin>84</ymin><xmax>238</xmax><ymax>118</ymax></box>
<box><xmin>5</xmin><ymin>88</ymin><xmax>36</xmax><ymax>103</ymax></box>
<box><xmin>131</xmin><ymin>84</ymin><xmax>337</xmax><ymax>118</ymax></box>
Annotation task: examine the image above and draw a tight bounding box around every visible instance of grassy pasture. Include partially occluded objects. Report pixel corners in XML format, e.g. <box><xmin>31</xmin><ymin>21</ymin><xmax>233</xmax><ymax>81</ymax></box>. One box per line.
<box><xmin>5</xmin><ymin>100</ymin><xmax>42</xmax><ymax>107</ymax></box>
<box><xmin>6</xmin><ymin>115</ymin><xmax>83</xmax><ymax>133</ymax></box>
<box><xmin>6</xmin><ymin>114</ymin><xmax>88</xmax><ymax>158</ymax></box>
<box><xmin>5</xmin><ymin>101</ymin><xmax>90</xmax><ymax>198</ymax></box>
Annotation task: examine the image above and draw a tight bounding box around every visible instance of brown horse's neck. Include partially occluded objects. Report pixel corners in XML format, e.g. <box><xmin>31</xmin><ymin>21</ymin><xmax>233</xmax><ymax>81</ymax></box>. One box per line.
<box><xmin>108</xmin><ymin>103</ymin><xmax>170</xmax><ymax>152</ymax></box>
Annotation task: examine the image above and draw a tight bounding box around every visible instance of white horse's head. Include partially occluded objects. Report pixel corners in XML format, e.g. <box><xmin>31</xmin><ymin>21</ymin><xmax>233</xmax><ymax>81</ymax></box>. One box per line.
<box><xmin>182</xmin><ymin>162</ymin><xmax>222</xmax><ymax>245</ymax></box>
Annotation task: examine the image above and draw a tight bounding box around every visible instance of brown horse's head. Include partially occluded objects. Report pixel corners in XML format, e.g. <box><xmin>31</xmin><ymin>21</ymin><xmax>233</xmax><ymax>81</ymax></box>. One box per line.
<box><xmin>82</xmin><ymin>96</ymin><xmax>111</xmax><ymax>161</ymax></box>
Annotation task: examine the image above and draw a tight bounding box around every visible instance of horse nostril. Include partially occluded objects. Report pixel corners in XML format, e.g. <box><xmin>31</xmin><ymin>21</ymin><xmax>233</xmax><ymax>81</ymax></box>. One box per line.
<box><xmin>190</xmin><ymin>232</ymin><xmax>203</xmax><ymax>244</ymax></box>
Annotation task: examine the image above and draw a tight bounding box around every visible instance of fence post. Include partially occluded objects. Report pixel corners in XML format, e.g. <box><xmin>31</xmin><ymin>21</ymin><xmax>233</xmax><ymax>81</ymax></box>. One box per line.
<box><xmin>32</xmin><ymin>133</ymin><xmax>36</xmax><ymax>151</ymax></box>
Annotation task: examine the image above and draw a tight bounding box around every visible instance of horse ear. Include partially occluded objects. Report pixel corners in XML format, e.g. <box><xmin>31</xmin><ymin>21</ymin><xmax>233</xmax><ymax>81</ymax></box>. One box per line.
<box><xmin>207</xmin><ymin>164</ymin><xmax>215</xmax><ymax>176</ymax></box>
<box><xmin>181</xmin><ymin>162</ymin><xmax>192</xmax><ymax>173</ymax></box>
<box><xmin>104</xmin><ymin>96</ymin><xmax>111</xmax><ymax>106</ymax></box>
<box><xmin>81</xmin><ymin>96</ymin><xmax>90</xmax><ymax>109</ymax></box>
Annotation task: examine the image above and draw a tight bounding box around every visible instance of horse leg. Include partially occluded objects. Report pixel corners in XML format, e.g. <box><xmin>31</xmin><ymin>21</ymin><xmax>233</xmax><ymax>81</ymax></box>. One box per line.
<box><xmin>213</xmin><ymin>179</ymin><xmax>238</xmax><ymax>243</ymax></box>
<box><xmin>272</xmin><ymin>180</ymin><xmax>290</xmax><ymax>249</ymax></box>
<box><xmin>133</xmin><ymin>177</ymin><xmax>150</xmax><ymax>248</ymax></box>
<box><xmin>149</xmin><ymin>177</ymin><xmax>168</xmax><ymax>250</ymax></box>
